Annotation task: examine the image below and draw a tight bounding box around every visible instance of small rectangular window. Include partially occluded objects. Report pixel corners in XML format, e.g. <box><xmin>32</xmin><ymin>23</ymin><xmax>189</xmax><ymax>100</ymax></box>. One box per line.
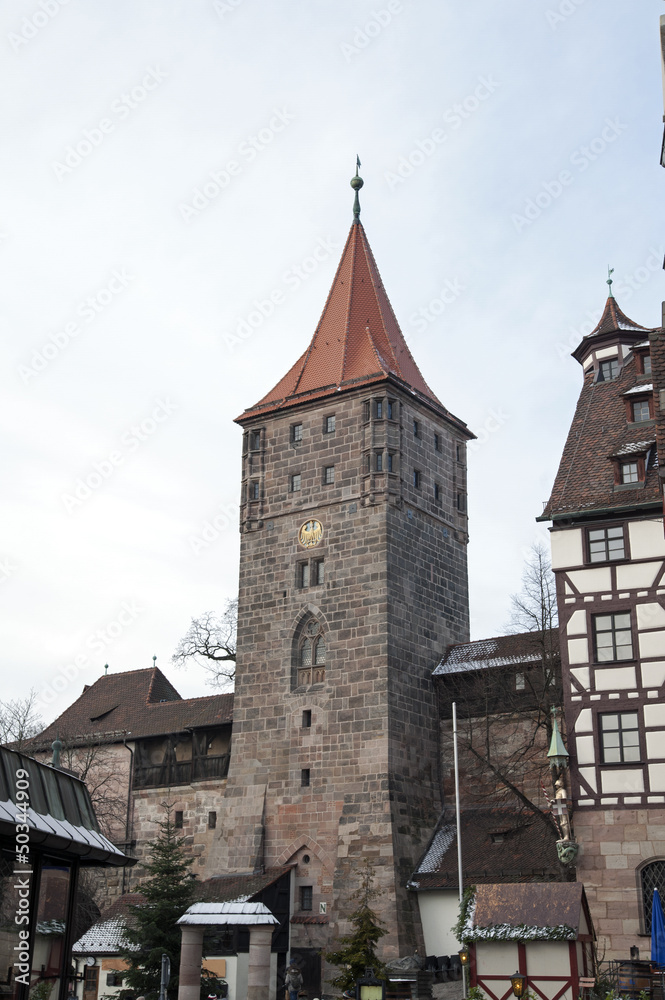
<box><xmin>290</xmin><ymin>473</ymin><xmax>302</xmax><ymax>492</ymax></box>
<box><xmin>301</xmin><ymin>768</ymin><xmax>310</xmax><ymax>787</ymax></box>
<box><xmin>175</xmin><ymin>811</ymin><xmax>183</xmax><ymax>829</ymax></box>
<box><xmin>515</xmin><ymin>672</ymin><xmax>525</xmax><ymax>691</ymax></box>
<box><xmin>298</xmin><ymin>562</ymin><xmax>310</xmax><ymax>588</ymax></box>
<box><xmin>313</xmin><ymin>559</ymin><xmax>324</xmax><ymax>585</ymax></box>
<box><xmin>434</xmin><ymin>482</ymin><xmax>440</xmax><ymax>501</ymax></box>
<box><xmin>413</xmin><ymin>470</ymin><xmax>421</xmax><ymax>489</ymax></box>
<box><xmin>413</xmin><ymin>420</ymin><xmax>420</xmax><ymax>438</ymax></box>
<box><xmin>387</xmin><ymin>453</ymin><xmax>394</xmax><ymax>473</ymax></box>
<box><xmin>387</xmin><ymin>400</ymin><xmax>395</xmax><ymax>419</ymax></box>
<box><xmin>588</xmin><ymin>525</ymin><xmax>625</xmax><ymax>563</ymax></box>
<box><xmin>291</xmin><ymin>423</ymin><xmax>303</xmax><ymax>443</ymax></box>
<box><xmin>457</xmin><ymin>492</ymin><xmax>466</xmax><ymax>512</ymax></box>
<box><xmin>249</xmin><ymin>481</ymin><xmax>260</xmax><ymax>501</ymax></box>
<box><xmin>643</xmin><ymin>355</ymin><xmax>652</xmax><ymax>375</ymax></box>
<box><xmin>632</xmin><ymin>400</ymin><xmax>651</xmax><ymax>423</ymax></box>
<box><xmin>621</xmin><ymin>462</ymin><xmax>639</xmax><ymax>484</ymax></box>
<box><xmin>600</xmin><ymin>711</ymin><xmax>640</xmax><ymax>763</ymax></box>
<box><xmin>434</xmin><ymin>433</ymin><xmax>440</xmax><ymax>451</ymax></box>
<box><xmin>456</xmin><ymin>443</ymin><xmax>464</xmax><ymax>463</ymax></box>
<box><xmin>364</xmin><ymin>401</ymin><xmax>370</xmax><ymax>422</ymax></box>
<box><xmin>300</xmin><ymin>886</ymin><xmax>313</xmax><ymax>911</ymax></box>
<box><xmin>324</xmin><ymin>465</ymin><xmax>335</xmax><ymax>485</ymax></box>
<box><xmin>324</xmin><ymin>415</ymin><xmax>336</xmax><ymax>434</ymax></box>
<box><xmin>376</xmin><ymin>452</ymin><xmax>383</xmax><ymax>472</ymax></box>
<box><xmin>593</xmin><ymin>612</ymin><xmax>633</xmax><ymax>662</ymax></box>
<box><xmin>208</xmin><ymin>811</ymin><xmax>217</xmax><ymax>830</ymax></box>
<box><xmin>599</xmin><ymin>358</ymin><xmax>619</xmax><ymax>382</ymax></box>
<box><xmin>250</xmin><ymin>430</ymin><xmax>261</xmax><ymax>450</ymax></box>
<box><xmin>375</xmin><ymin>400</ymin><xmax>383</xmax><ymax>419</ymax></box>
<box><xmin>302</xmin><ymin>710</ymin><xmax>312</xmax><ymax>728</ymax></box>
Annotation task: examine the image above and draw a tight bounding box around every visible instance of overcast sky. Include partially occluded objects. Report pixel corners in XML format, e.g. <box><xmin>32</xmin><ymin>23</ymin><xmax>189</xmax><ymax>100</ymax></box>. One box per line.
<box><xmin>2</xmin><ymin>0</ymin><xmax>664</xmax><ymax>727</ymax></box>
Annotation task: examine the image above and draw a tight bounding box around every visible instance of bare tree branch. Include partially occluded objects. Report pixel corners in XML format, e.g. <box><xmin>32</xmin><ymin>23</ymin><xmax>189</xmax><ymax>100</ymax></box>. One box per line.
<box><xmin>171</xmin><ymin>600</ymin><xmax>237</xmax><ymax>688</ymax></box>
<box><xmin>0</xmin><ymin>691</ymin><xmax>44</xmax><ymax>750</ymax></box>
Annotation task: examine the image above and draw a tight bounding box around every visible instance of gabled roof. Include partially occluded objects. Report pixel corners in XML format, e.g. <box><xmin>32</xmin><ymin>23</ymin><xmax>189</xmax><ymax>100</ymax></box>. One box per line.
<box><xmin>541</xmin><ymin>347</ymin><xmax>660</xmax><ymax>521</ymax></box>
<box><xmin>237</xmin><ymin>221</ymin><xmax>468</xmax><ymax>432</ymax></box>
<box><xmin>471</xmin><ymin>882</ymin><xmax>590</xmax><ymax>938</ymax></box>
<box><xmin>409</xmin><ymin>808</ymin><xmax>560</xmax><ymax>890</ymax></box>
<box><xmin>29</xmin><ymin>667</ymin><xmax>233</xmax><ymax>748</ymax></box>
<box><xmin>434</xmin><ymin>630</ymin><xmax>558</xmax><ymax>676</ymax></box>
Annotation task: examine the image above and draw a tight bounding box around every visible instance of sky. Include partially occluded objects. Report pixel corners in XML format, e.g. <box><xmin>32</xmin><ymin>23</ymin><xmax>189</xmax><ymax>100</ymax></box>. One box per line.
<box><xmin>2</xmin><ymin>0</ymin><xmax>664</xmax><ymax>727</ymax></box>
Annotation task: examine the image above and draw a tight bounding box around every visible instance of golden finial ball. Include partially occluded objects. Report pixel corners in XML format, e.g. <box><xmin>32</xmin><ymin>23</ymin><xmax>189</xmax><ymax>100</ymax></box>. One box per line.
<box><xmin>350</xmin><ymin>175</ymin><xmax>364</xmax><ymax>191</ymax></box>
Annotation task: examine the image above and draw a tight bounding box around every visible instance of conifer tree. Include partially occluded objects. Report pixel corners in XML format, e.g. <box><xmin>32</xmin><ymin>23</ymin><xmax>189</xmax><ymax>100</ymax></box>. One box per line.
<box><xmin>326</xmin><ymin>859</ymin><xmax>388</xmax><ymax>992</ymax></box>
<box><xmin>119</xmin><ymin>808</ymin><xmax>195</xmax><ymax>1000</ymax></box>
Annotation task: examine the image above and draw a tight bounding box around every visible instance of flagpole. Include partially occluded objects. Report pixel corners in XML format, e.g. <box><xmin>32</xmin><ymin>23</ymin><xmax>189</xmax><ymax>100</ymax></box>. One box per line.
<box><xmin>453</xmin><ymin>702</ymin><xmax>467</xmax><ymax>997</ymax></box>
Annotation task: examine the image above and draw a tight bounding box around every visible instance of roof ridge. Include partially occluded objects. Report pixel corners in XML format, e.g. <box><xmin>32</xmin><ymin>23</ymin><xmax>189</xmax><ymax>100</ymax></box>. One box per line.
<box><xmin>339</xmin><ymin>222</ymin><xmax>359</xmax><ymax>383</ymax></box>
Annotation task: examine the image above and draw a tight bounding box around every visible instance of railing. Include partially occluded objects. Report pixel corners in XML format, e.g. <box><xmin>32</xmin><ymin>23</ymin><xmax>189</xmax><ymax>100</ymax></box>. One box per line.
<box><xmin>133</xmin><ymin>754</ymin><xmax>230</xmax><ymax>788</ymax></box>
<box><xmin>597</xmin><ymin>961</ymin><xmax>665</xmax><ymax>998</ymax></box>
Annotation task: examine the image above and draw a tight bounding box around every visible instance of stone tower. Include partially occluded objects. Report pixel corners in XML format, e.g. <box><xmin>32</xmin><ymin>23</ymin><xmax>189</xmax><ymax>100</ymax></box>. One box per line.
<box><xmin>207</xmin><ymin>179</ymin><xmax>472</xmax><ymax>963</ymax></box>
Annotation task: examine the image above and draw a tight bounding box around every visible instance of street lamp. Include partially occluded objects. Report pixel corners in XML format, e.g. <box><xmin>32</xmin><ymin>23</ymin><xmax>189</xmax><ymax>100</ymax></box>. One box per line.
<box><xmin>547</xmin><ymin>708</ymin><xmax>569</xmax><ymax>770</ymax></box>
<box><xmin>459</xmin><ymin>947</ymin><xmax>469</xmax><ymax>968</ymax></box>
<box><xmin>355</xmin><ymin>967</ymin><xmax>385</xmax><ymax>1000</ymax></box>
<box><xmin>510</xmin><ymin>972</ymin><xmax>527</xmax><ymax>999</ymax></box>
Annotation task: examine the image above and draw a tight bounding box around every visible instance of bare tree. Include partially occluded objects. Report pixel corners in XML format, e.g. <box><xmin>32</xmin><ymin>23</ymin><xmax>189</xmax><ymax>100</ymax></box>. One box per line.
<box><xmin>0</xmin><ymin>691</ymin><xmax>44</xmax><ymax>750</ymax></box>
<box><xmin>508</xmin><ymin>540</ymin><xmax>558</xmax><ymax>636</ymax></box>
<box><xmin>171</xmin><ymin>599</ymin><xmax>237</xmax><ymax>688</ymax></box>
<box><xmin>57</xmin><ymin>736</ymin><xmax>129</xmax><ymax>840</ymax></box>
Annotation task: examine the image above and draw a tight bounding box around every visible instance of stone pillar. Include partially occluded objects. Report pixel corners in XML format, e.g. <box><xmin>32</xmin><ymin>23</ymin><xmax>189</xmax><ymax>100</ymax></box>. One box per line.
<box><xmin>247</xmin><ymin>924</ymin><xmax>273</xmax><ymax>1000</ymax></box>
<box><xmin>178</xmin><ymin>924</ymin><xmax>205</xmax><ymax>1000</ymax></box>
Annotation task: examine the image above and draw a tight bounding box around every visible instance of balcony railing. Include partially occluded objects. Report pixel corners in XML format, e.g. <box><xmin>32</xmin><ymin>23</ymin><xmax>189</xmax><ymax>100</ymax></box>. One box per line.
<box><xmin>133</xmin><ymin>753</ymin><xmax>230</xmax><ymax>789</ymax></box>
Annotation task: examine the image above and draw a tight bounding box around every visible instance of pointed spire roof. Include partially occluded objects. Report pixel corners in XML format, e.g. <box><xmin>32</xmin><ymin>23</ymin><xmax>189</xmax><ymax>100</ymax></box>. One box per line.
<box><xmin>571</xmin><ymin>295</ymin><xmax>654</xmax><ymax>365</ymax></box>
<box><xmin>238</xmin><ymin>221</ymin><xmax>462</xmax><ymax>427</ymax></box>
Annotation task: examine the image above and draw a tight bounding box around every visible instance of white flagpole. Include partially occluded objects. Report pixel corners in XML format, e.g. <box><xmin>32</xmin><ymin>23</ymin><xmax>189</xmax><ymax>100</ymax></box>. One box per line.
<box><xmin>453</xmin><ymin>702</ymin><xmax>467</xmax><ymax>997</ymax></box>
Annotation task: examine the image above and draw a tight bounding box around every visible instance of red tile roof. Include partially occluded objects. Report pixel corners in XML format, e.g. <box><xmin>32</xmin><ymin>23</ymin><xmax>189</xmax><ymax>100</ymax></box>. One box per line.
<box><xmin>237</xmin><ymin>221</ymin><xmax>467</xmax><ymax>430</ymax></box>
<box><xmin>435</xmin><ymin>630</ymin><xmax>559</xmax><ymax>676</ymax></box>
<box><xmin>29</xmin><ymin>667</ymin><xmax>233</xmax><ymax>748</ymax></box>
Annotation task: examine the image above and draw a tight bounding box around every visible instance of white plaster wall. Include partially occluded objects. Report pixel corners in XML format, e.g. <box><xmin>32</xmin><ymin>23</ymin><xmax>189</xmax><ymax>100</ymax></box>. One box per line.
<box><xmin>594</xmin><ymin>665</ymin><xmax>636</xmax><ymax>691</ymax></box>
<box><xmin>570</xmin><ymin>667</ymin><xmax>590</xmax><ymax>690</ymax></box>
<box><xmin>596</xmin><ymin>347</ymin><xmax>619</xmax><ymax>359</ymax></box>
<box><xmin>567</xmin><ymin>568</ymin><xmax>611</xmax><ymax>593</ymax></box>
<box><xmin>576</xmin><ymin>736</ymin><xmax>595</xmax><ymax>765</ymax></box>
<box><xmin>575</xmin><ymin>708</ymin><xmax>592</xmax><ymax>732</ymax></box>
<box><xmin>647</xmin><ymin>731</ymin><xmax>665</xmax><ymax>759</ymax></box>
<box><xmin>639</xmin><ymin>632</ymin><xmax>665</xmax><ymax>659</ymax></box>
<box><xmin>225</xmin><ymin>955</ymin><xmax>249</xmax><ymax>1000</ymax></box>
<box><xmin>616</xmin><ymin>563</ymin><xmax>660</xmax><ymax>591</ymax></box>
<box><xmin>525</xmin><ymin>942</ymin><xmax>570</xmax><ymax>979</ymax></box>
<box><xmin>566</xmin><ymin>611</ymin><xmax>587</xmax><ymax>636</ymax></box>
<box><xmin>645</xmin><ymin>704</ymin><xmax>665</xmax><ymax>727</ymax></box>
<box><xmin>601</xmin><ymin>769</ymin><xmax>644</xmax><ymax>793</ymax></box>
<box><xmin>578</xmin><ymin>766</ymin><xmax>597</xmax><ymax>792</ymax></box>
<box><xmin>568</xmin><ymin>639</ymin><xmax>589</xmax><ymax>665</ymax></box>
<box><xmin>629</xmin><ymin>521</ymin><xmax>665</xmax><ymax>560</ymax></box>
<box><xmin>416</xmin><ymin>891</ymin><xmax>461</xmax><ymax>958</ymax></box>
<box><xmin>475</xmin><ymin>941</ymin><xmax>519</xmax><ymax>976</ymax></box>
<box><xmin>649</xmin><ymin>763</ymin><xmax>665</xmax><ymax>791</ymax></box>
<box><xmin>551</xmin><ymin>530</ymin><xmax>583</xmax><ymax>570</ymax></box>
<box><xmin>637</xmin><ymin>604</ymin><xmax>665</xmax><ymax>630</ymax></box>
<box><xmin>642</xmin><ymin>662</ymin><xmax>665</xmax><ymax>688</ymax></box>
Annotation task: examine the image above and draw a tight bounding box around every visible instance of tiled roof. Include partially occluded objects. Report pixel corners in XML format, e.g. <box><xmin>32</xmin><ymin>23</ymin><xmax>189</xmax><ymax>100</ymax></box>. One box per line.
<box><xmin>28</xmin><ymin>668</ymin><xmax>233</xmax><ymax>748</ymax></box>
<box><xmin>542</xmin><ymin>338</ymin><xmax>660</xmax><ymax>520</ymax></box>
<box><xmin>237</xmin><ymin>221</ymin><xmax>468</xmax><ymax>431</ymax></box>
<box><xmin>409</xmin><ymin>808</ymin><xmax>560</xmax><ymax>890</ymax></box>
<box><xmin>197</xmin><ymin>867</ymin><xmax>292</xmax><ymax>904</ymax></box>
<box><xmin>434</xmin><ymin>630</ymin><xmax>558</xmax><ymax>676</ymax></box>
<box><xmin>586</xmin><ymin>296</ymin><xmax>650</xmax><ymax>337</ymax></box>
<box><xmin>72</xmin><ymin>916</ymin><xmax>136</xmax><ymax>955</ymax></box>
<box><xmin>472</xmin><ymin>882</ymin><xmax>587</xmax><ymax>935</ymax></box>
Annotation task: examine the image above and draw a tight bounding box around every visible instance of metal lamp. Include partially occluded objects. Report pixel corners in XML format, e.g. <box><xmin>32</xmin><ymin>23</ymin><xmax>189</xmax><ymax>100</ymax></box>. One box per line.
<box><xmin>547</xmin><ymin>708</ymin><xmax>569</xmax><ymax>770</ymax></box>
<box><xmin>459</xmin><ymin>947</ymin><xmax>469</xmax><ymax>967</ymax></box>
<box><xmin>510</xmin><ymin>972</ymin><xmax>527</xmax><ymax>999</ymax></box>
<box><xmin>355</xmin><ymin>967</ymin><xmax>385</xmax><ymax>1000</ymax></box>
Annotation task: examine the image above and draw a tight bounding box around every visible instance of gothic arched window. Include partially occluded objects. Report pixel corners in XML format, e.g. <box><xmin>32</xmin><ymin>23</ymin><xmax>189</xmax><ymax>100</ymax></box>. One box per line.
<box><xmin>640</xmin><ymin>860</ymin><xmax>665</xmax><ymax>934</ymax></box>
<box><xmin>296</xmin><ymin>619</ymin><xmax>326</xmax><ymax>687</ymax></box>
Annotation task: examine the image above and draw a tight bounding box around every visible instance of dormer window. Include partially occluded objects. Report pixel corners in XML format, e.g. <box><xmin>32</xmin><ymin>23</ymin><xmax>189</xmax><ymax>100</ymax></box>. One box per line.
<box><xmin>643</xmin><ymin>354</ymin><xmax>652</xmax><ymax>375</ymax></box>
<box><xmin>598</xmin><ymin>358</ymin><xmax>619</xmax><ymax>382</ymax></box>
<box><xmin>632</xmin><ymin>399</ymin><xmax>651</xmax><ymax>423</ymax></box>
<box><xmin>621</xmin><ymin>462</ymin><xmax>639</xmax><ymax>484</ymax></box>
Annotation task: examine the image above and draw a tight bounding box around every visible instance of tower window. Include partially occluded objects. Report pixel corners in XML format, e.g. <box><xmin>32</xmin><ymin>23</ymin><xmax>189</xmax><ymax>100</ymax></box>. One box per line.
<box><xmin>387</xmin><ymin>453</ymin><xmax>394</xmax><ymax>473</ymax></box>
<box><xmin>621</xmin><ymin>462</ymin><xmax>639</xmax><ymax>484</ymax></box>
<box><xmin>324</xmin><ymin>415</ymin><xmax>336</xmax><ymax>434</ymax></box>
<box><xmin>413</xmin><ymin>470</ymin><xmax>421</xmax><ymax>489</ymax></box>
<box><xmin>376</xmin><ymin>452</ymin><xmax>383</xmax><ymax>472</ymax></box>
<box><xmin>598</xmin><ymin>359</ymin><xmax>619</xmax><ymax>382</ymax></box>
<box><xmin>588</xmin><ymin>525</ymin><xmax>625</xmax><ymax>563</ymax></box>
<box><xmin>413</xmin><ymin>420</ymin><xmax>420</xmax><ymax>438</ymax></box>
<box><xmin>249</xmin><ymin>481</ymin><xmax>260</xmax><ymax>501</ymax></box>
<box><xmin>364</xmin><ymin>401</ymin><xmax>370</xmax><ymax>422</ymax></box>
<box><xmin>434</xmin><ymin>433</ymin><xmax>440</xmax><ymax>451</ymax></box>
<box><xmin>302</xmin><ymin>710</ymin><xmax>312</xmax><ymax>728</ymax></box>
<box><xmin>250</xmin><ymin>430</ymin><xmax>261</xmax><ymax>450</ymax></box>
<box><xmin>301</xmin><ymin>769</ymin><xmax>310</xmax><ymax>788</ymax></box>
<box><xmin>324</xmin><ymin>465</ymin><xmax>335</xmax><ymax>485</ymax></box>
<box><xmin>300</xmin><ymin>885</ymin><xmax>313</xmax><ymax>909</ymax></box>
<box><xmin>298</xmin><ymin>562</ymin><xmax>310</xmax><ymax>588</ymax></box>
<box><xmin>600</xmin><ymin>711</ymin><xmax>640</xmax><ymax>763</ymax></box>
<box><xmin>174</xmin><ymin>811</ymin><xmax>183</xmax><ymax>829</ymax></box>
<box><xmin>456</xmin><ymin>443</ymin><xmax>464</xmax><ymax>463</ymax></box>
<box><xmin>290</xmin><ymin>473</ymin><xmax>302</xmax><ymax>492</ymax></box>
<box><xmin>387</xmin><ymin>399</ymin><xmax>395</xmax><ymax>419</ymax></box>
<box><xmin>291</xmin><ymin>423</ymin><xmax>303</xmax><ymax>443</ymax></box>
<box><xmin>313</xmin><ymin>559</ymin><xmax>324</xmax><ymax>585</ymax></box>
<box><xmin>375</xmin><ymin>399</ymin><xmax>383</xmax><ymax>419</ymax></box>
<box><xmin>593</xmin><ymin>612</ymin><xmax>633</xmax><ymax>662</ymax></box>
<box><xmin>632</xmin><ymin>400</ymin><xmax>651</xmax><ymax>423</ymax></box>
<box><xmin>434</xmin><ymin>482</ymin><xmax>440</xmax><ymax>501</ymax></box>
<box><xmin>457</xmin><ymin>492</ymin><xmax>466</xmax><ymax>512</ymax></box>
<box><xmin>208</xmin><ymin>811</ymin><xmax>217</xmax><ymax>829</ymax></box>
<box><xmin>296</xmin><ymin>619</ymin><xmax>326</xmax><ymax>686</ymax></box>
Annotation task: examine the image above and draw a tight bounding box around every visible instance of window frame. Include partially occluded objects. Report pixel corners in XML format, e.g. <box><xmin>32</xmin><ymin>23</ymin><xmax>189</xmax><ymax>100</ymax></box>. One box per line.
<box><xmin>413</xmin><ymin>419</ymin><xmax>420</xmax><ymax>438</ymax></box>
<box><xmin>621</xmin><ymin>461</ymin><xmax>640</xmax><ymax>484</ymax></box>
<box><xmin>412</xmin><ymin>469</ymin><xmax>421</xmax><ymax>489</ymax></box>
<box><xmin>248</xmin><ymin>480</ymin><xmax>260</xmax><ymax>501</ymax></box>
<box><xmin>291</xmin><ymin>422</ymin><xmax>303</xmax><ymax>444</ymax></box>
<box><xmin>300</xmin><ymin>769</ymin><xmax>310</xmax><ymax>789</ymax></box>
<box><xmin>434</xmin><ymin>482</ymin><xmax>441</xmax><ymax>501</ymax></box>
<box><xmin>387</xmin><ymin>399</ymin><xmax>395</xmax><ymax>420</ymax></box>
<box><xmin>323</xmin><ymin>465</ymin><xmax>335</xmax><ymax>485</ymax></box>
<box><xmin>300</xmin><ymin>884</ymin><xmax>313</xmax><ymax>909</ymax></box>
<box><xmin>599</xmin><ymin>710</ymin><xmax>641</xmax><ymax>764</ymax></box>
<box><xmin>249</xmin><ymin>430</ymin><xmax>262</xmax><ymax>451</ymax></box>
<box><xmin>302</xmin><ymin>710</ymin><xmax>312</xmax><ymax>728</ymax></box>
<box><xmin>586</xmin><ymin>523</ymin><xmax>626</xmax><ymax>564</ymax></box>
<box><xmin>375</xmin><ymin>399</ymin><xmax>383</xmax><ymax>419</ymax></box>
<box><xmin>375</xmin><ymin>451</ymin><xmax>383</xmax><ymax>472</ymax></box>
<box><xmin>324</xmin><ymin>414</ymin><xmax>336</xmax><ymax>434</ymax></box>
<box><xmin>290</xmin><ymin>472</ymin><xmax>302</xmax><ymax>493</ymax></box>
<box><xmin>598</xmin><ymin>358</ymin><xmax>620</xmax><ymax>382</ymax></box>
<box><xmin>434</xmin><ymin>433</ymin><xmax>441</xmax><ymax>452</ymax></box>
<box><xmin>592</xmin><ymin>611</ymin><xmax>634</xmax><ymax>663</ymax></box>
<box><xmin>631</xmin><ymin>398</ymin><xmax>652</xmax><ymax>423</ymax></box>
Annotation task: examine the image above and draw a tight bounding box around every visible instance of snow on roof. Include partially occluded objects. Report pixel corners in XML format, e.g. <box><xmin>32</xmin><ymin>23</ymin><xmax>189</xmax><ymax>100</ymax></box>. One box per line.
<box><xmin>72</xmin><ymin>917</ymin><xmax>136</xmax><ymax>955</ymax></box>
<box><xmin>433</xmin><ymin>631</ymin><xmax>555</xmax><ymax>676</ymax></box>
<box><xmin>623</xmin><ymin>383</ymin><xmax>653</xmax><ymax>395</ymax></box>
<box><xmin>612</xmin><ymin>439</ymin><xmax>655</xmax><ymax>457</ymax></box>
<box><xmin>177</xmin><ymin>901</ymin><xmax>279</xmax><ymax>926</ymax></box>
<box><xmin>414</xmin><ymin>824</ymin><xmax>456</xmax><ymax>874</ymax></box>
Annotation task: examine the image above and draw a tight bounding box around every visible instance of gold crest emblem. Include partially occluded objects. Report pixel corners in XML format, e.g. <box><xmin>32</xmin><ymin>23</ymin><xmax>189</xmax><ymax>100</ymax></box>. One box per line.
<box><xmin>299</xmin><ymin>519</ymin><xmax>323</xmax><ymax>549</ymax></box>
